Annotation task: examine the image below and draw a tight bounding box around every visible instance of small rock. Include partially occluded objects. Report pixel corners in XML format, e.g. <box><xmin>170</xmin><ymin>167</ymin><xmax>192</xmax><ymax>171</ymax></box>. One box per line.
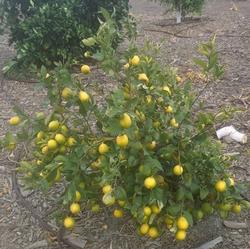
<box><xmin>42</xmin><ymin>202</ymin><xmax>48</xmax><ymax>208</ymax></box>
<box><xmin>63</xmin><ymin>234</ymin><xmax>87</xmax><ymax>249</ymax></box>
<box><xmin>223</xmin><ymin>220</ymin><xmax>247</xmax><ymax>229</ymax></box>
<box><xmin>27</xmin><ymin>240</ymin><xmax>48</xmax><ymax>249</ymax></box>
<box><xmin>195</xmin><ymin>236</ymin><xmax>223</xmax><ymax>249</ymax></box>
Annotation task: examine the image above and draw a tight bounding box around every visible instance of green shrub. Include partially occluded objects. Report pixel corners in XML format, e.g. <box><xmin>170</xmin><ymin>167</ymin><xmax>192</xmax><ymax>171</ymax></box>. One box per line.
<box><xmin>0</xmin><ymin>0</ymin><xmax>129</xmax><ymax>69</ymax></box>
<box><xmin>1</xmin><ymin>29</ymin><xmax>248</xmax><ymax>240</ymax></box>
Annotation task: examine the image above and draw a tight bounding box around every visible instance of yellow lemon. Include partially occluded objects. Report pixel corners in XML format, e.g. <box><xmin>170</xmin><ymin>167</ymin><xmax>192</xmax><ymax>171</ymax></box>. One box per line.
<box><xmin>155</xmin><ymin>175</ymin><xmax>165</xmax><ymax>186</ymax></box>
<box><xmin>144</xmin><ymin>177</ymin><xmax>157</xmax><ymax>189</ymax></box>
<box><xmin>67</xmin><ymin>137</ymin><xmax>77</xmax><ymax>147</ymax></box>
<box><xmin>219</xmin><ymin>203</ymin><xmax>232</xmax><ymax>212</ymax></box>
<box><xmin>9</xmin><ymin>116</ymin><xmax>21</xmax><ymax>125</ymax></box>
<box><xmin>79</xmin><ymin>90</ymin><xmax>90</xmax><ymax>103</ymax></box>
<box><xmin>124</xmin><ymin>63</ymin><xmax>130</xmax><ymax>69</ymax></box>
<box><xmin>215</xmin><ymin>180</ymin><xmax>227</xmax><ymax>192</ymax></box>
<box><xmin>176</xmin><ymin>216</ymin><xmax>189</xmax><ymax>230</ymax></box>
<box><xmin>91</xmin><ymin>204</ymin><xmax>100</xmax><ymax>213</ymax></box>
<box><xmin>47</xmin><ymin>139</ymin><xmax>58</xmax><ymax>151</ymax></box>
<box><xmin>151</xmin><ymin>204</ymin><xmax>161</xmax><ymax>214</ymax></box>
<box><xmin>64</xmin><ymin>217</ymin><xmax>75</xmax><ymax>229</ymax></box>
<box><xmin>175</xmin><ymin>230</ymin><xmax>186</xmax><ymax>241</ymax></box>
<box><xmin>173</xmin><ymin>165</ymin><xmax>183</xmax><ymax>176</ymax></box>
<box><xmin>146</xmin><ymin>141</ymin><xmax>156</xmax><ymax>150</ymax></box>
<box><xmin>116</xmin><ymin>134</ymin><xmax>129</xmax><ymax>148</ymax></box>
<box><xmin>170</xmin><ymin>118</ymin><xmax>179</xmax><ymax>128</ymax></box>
<box><xmin>162</xmin><ymin>86</ymin><xmax>171</xmax><ymax>95</ymax></box>
<box><xmin>81</xmin><ymin>64</ymin><xmax>90</xmax><ymax>74</ymax></box>
<box><xmin>70</xmin><ymin>203</ymin><xmax>81</xmax><ymax>215</ymax></box>
<box><xmin>98</xmin><ymin>143</ymin><xmax>109</xmax><ymax>154</ymax></box>
<box><xmin>153</xmin><ymin>121</ymin><xmax>161</xmax><ymax>128</ymax></box>
<box><xmin>176</xmin><ymin>76</ymin><xmax>182</xmax><ymax>83</ymax></box>
<box><xmin>102</xmin><ymin>193</ymin><xmax>115</xmax><ymax>206</ymax></box>
<box><xmin>55</xmin><ymin>168</ymin><xmax>61</xmax><ymax>182</ymax></box>
<box><xmin>75</xmin><ymin>191</ymin><xmax>81</xmax><ymax>202</ymax></box>
<box><xmin>229</xmin><ymin>177</ymin><xmax>235</xmax><ymax>186</ymax></box>
<box><xmin>113</xmin><ymin>209</ymin><xmax>124</xmax><ymax>218</ymax></box>
<box><xmin>138</xmin><ymin>73</ymin><xmax>149</xmax><ymax>83</ymax></box>
<box><xmin>102</xmin><ymin>184</ymin><xmax>112</xmax><ymax>194</ymax></box>
<box><xmin>120</xmin><ymin>113</ymin><xmax>132</xmax><ymax>128</ymax></box>
<box><xmin>118</xmin><ymin>200</ymin><xmax>126</xmax><ymax>207</ymax></box>
<box><xmin>35</xmin><ymin>112</ymin><xmax>45</xmax><ymax>120</ymax></box>
<box><xmin>140</xmin><ymin>223</ymin><xmax>149</xmax><ymax>235</ymax></box>
<box><xmin>36</xmin><ymin>131</ymin><xmax>45</xmax><ymax>140</ymax></box>
<box><xmin>143</xmin><ymin>206</ymin><xmax>152</xmax><ymax>216</ymax></box>
<box><xmin>48</xmin><ymin>120</ymin><xmax>60</xmax><ymax>131</ymax></box>
<box><xmin>90</xmin><ymin>159</ymin><xmax>101</xmax><ymax>170</ymax></box>
<box><xmin>146</xmin><ymin>95</ymin><xmax>152</xmax><ymax>104</ymax></box>
<box><xmin>61</xmin><ymin>125</ymin><xmax>68</xmax><ymax>134</ymax></box>
<box><xmin>232</xmin><ymin>204</ymin><xmax>241</xmax><ymax>214</ymax></box>
<box><xmin>148</xmin><ymin>227</ymin><xmax>159</xmax><ymax>239</ymax></box>
<box><xmin>164</xmin><ymin>216</ymin><xmax>174</xmax><ymax>226</ymax></box>
<box><xmin>7</xmin><ymin>142</ymin><xmax>16</xmax><ymax>151</ymax></box>
<box><xmin>131</xmin><ymin>55</ymin><xmax>140</xmax><ymax>66</ymax></box>
<box><xmin>55</xmin><ymin>133</ymin><xmax>66</xmax><ymax>144</ymax></box>
<box><xmin>79</xmin><ymin>181</ymin><xmax>85</xmax><ymax>189</ymax></box>
<box><xmin>59</xmin><ymin>145</ymin><xmax>67</xmax><ymax>154</ymax></box>
<box><xmin>165</xmin><ymin>106</ymin><xmax>173</xmax><ymax>113</ymax></box>
<box><xmin>41</xmin><ymin>145</ymin><xmax>49</xmax><ymax>154</ymax></box>
<box><xmin>36</xmin><ymin>160</ymin><xmax>42</xmax><ymax>165</ymax></box>
<box><xmin>62</xmin><ymin>87</ymin><xmax>73</xmax><ymax>99</ymax></box>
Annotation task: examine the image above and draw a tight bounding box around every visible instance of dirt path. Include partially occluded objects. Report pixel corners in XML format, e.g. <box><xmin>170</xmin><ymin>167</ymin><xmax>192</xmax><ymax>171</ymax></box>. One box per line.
<box><xmin>0</xmin><ymin>0</ymin><xmax>249</xmax><ymax>248</ymax></box>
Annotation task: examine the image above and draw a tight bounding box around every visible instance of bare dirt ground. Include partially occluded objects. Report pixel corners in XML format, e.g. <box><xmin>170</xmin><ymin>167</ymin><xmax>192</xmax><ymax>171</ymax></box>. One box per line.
<box><xmin>0</xmin><ymin>0</ymin><xmax>249</xmax><ymax>248</ymax></box>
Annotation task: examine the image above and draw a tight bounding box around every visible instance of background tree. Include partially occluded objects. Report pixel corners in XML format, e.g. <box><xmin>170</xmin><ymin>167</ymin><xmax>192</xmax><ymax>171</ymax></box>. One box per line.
<box><xmin>0</xmin><ymin>0</ymin><xmax>129</xmax><ymax>70</ymax></box>
<box><xmin>156</xmin><ymin>0</ymin><xmax>205</xmax><ymax>23</ymax></box>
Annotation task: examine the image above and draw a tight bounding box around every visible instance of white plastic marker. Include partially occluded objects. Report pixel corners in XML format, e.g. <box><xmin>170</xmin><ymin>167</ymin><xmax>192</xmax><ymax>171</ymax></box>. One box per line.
<box><xmin>216</xmin><ymin>126</ymin><xmax>247</xmax><ymax>144</ymax></box>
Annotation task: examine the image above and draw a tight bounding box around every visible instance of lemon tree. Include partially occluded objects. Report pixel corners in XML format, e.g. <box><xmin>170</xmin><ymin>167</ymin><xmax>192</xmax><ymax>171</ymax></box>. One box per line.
<box><xmin>1</xmin><ymin>34</ymin><xmax>248</xmax><ymax>241</ymax></box>
<box><xmin>156</xmin><ymin>0</ymin><xmax>205</xmax><ymax>23</ymax></box>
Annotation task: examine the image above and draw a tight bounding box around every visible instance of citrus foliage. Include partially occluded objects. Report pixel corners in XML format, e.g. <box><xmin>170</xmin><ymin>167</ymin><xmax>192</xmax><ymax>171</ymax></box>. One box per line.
<box><xmin>158</xmin><ymin>0</ymin><xmax>205</xmax><ymax>14</ymax></box>
<box><xmin>0</xmin><ymin>0</ymin><xmax>129</xmax><ymax>69</ymax></box>
<box><xmin>1</xmin><ymin>34</ymin><xmax>247</xmax><ymax>240</ymax></box>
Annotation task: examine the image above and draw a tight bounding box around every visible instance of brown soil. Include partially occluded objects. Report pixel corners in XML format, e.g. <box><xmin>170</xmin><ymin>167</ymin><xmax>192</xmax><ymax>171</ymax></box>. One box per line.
<box><xmin>0</xmin><ymin>0</ymin><xmax>249</xmax><ymax>248</ymax></box>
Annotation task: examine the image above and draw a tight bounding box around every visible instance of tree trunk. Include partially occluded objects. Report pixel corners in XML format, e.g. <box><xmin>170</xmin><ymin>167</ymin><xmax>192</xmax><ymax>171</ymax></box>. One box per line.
<box><xmin>176</xmin><ymin>2</ymin><xmax>182</xmax><ymax>24</ymax></box>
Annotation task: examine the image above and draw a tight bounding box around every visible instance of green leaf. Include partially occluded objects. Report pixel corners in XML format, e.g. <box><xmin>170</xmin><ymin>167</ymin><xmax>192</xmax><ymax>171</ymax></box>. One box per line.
<box><xmin>166</xmin><ymin>204</ymin><xmax>181</xmax><ymax>216</ymax></box>
<box><xmin>150</xmin><ymin>188</ymin><xmax>164</xmax><ymax>202</ymax></box>
<box><xmin>114</xmin><ymin>186</ymin><xmax>127</xmax><ymax>200</ymax></box>
<box><xmin>200</xmin><ymin>187</ymin><xmax>209</xmax><ymax>200</ymax></box>
<box><xmin>183</xmin><ymin>210</ymin><xmax>193</xmax><ymax>226</ymax></box>
<box><xmin>144</xmin><ymin>157</ymin><xmax>163</xmax><ymax>174</ymax></box>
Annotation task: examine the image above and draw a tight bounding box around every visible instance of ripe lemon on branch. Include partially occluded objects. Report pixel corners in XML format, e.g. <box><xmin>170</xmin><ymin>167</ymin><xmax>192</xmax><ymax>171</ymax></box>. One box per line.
<box><xmin>62</xmin><ymin>87</ymin><xmax>73</xmax><ymax>99</ymax></box>
<box><xmin>79</xmin><ymin>90</ymin><xmax>90</xmax><ymax>103</ymax></box>
<box><xmin>120</xmin><ymin>113</ymin><xmax>132</xmax><ymax>128</ymax></box>
<box><xmin>144</xmin><ymin>177</ymin><xmax>157</xmax><ymax>189</ymax></box>
<box><xmin>64</xmin><ymin>217</ymin><xmax>75</xmax><ymax>229</ymax></box>
<box><xmin>131</xmin><ymin>55</ymin><xmax>140</xmax><ymax>66</ymax></box>
<box><xmin>9</xmin><ymin>116</ymin><xmax>21</xmax><ymax>125</ymax></box>
<box><xmin>173</xmin><ymin>165</ymin><xmax>183</xmax><ymax>176</ymax></box>
<box><xmin>176</xmin><ymin>216</ymin><xmax>189</xmax><ymax>230</ymax></box>
<box><xmin>48</xmin><ymin>120</ymin><xmax>60</xmax><ymax>131</ymax></box>
<box><xmin>116</xmin><ymin>134</ymin><xmax>129</xmax><ymax>148</ymax></box>
<box><xmin>102</xmin><ymin>184</ymin><xmax>112</xmax><ymax>194</ymax></box>
<box><xmin>98</xmin><ymin>143</ymin><xmax>109</xmax><ymax>154</ymax></box>
<box><xmin>70</xmin><ymin>203</ymin><xmax>81</xmax><ymax>215</ymax></box>
<box><xmin>140</xmin><ymin>223</ymin><xmax>149</xmax><ymax>235</ymax></box>
<box><xmin>215</xmin><ymin>180</ymin><xmax>227</xmax><ymax>192</ymax></box>
<box><xmin>81</xmin><ymin>64</ymin><xmax>90</xmax><ymax>74</ymax></box>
